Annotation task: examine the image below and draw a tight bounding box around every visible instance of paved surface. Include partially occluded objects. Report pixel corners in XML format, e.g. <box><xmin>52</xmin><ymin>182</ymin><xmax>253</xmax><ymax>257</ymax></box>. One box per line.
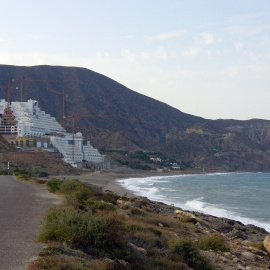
<box><xmin>0</xmin><ymin>176</ymin><xmax>59</xmax><ymax>270</ymax></box>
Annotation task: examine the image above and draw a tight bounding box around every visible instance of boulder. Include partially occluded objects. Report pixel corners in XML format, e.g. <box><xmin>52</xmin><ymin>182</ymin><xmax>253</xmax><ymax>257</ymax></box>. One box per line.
<box><xmin>117</xmin><ymin>199</ymin><xmax>131</xmax><ymax>209</ymax></box>
<box><xmin>263</xmin><ymin>236</ymin><xmax>270</xmax><ymax>254</ymax></box>
<box><xmin>174</xmin><ymin>209</ymin><xmax>197</xmax><ymax>223</ymax></box>
<box><xmin>241</xmin><ymin>251</ymin><xmax>256</xmax><ymax>261</ymax></box>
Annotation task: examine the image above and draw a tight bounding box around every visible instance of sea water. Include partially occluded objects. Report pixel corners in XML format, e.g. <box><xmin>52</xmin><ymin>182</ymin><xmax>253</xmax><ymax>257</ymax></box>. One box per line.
<box><xmin>117</xmin><ymin>173</ymin><xmax>270</xmax><ymax>232</ymax></box>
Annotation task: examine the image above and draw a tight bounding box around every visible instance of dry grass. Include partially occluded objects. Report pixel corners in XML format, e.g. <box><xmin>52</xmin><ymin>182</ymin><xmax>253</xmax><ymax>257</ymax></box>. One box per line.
<box><xmin>27</xmin><ymin>255</ymin><xmax>127</xmax><ymax>270</ymax></box>
<box><xmin>249</xmin><ymin>241</ymin><xmax>267</xmax><ymax>252</ymax></box>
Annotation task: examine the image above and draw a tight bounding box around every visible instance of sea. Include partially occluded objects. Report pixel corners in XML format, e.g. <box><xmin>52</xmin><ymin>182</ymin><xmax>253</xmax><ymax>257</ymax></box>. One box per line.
<box><xmin>117</xmin><ymin>172</ymin><xmax>270</xmax><ymax>233</ymax></box>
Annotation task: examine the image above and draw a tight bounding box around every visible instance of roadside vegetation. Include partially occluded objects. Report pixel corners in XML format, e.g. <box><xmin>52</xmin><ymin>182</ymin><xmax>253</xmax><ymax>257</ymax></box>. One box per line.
<box><xmin>28</xmin><ymin>178</ymin><xmax>217</xmax><ymax>270</ymax></box>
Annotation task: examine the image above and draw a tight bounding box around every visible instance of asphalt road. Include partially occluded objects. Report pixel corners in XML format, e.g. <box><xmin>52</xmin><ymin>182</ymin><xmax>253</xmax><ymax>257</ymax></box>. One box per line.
<box><xmin>0</xmin><ymin>176</ymin><xmax>59</xmax><ymax>270</ymax></box>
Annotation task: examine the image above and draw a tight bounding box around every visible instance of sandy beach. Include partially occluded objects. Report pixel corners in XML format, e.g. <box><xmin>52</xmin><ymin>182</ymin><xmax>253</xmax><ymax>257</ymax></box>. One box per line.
<box><xmin>54</xmin><ymin>170</ymin><xmax>183</xmax><ymax>196</ymax></box>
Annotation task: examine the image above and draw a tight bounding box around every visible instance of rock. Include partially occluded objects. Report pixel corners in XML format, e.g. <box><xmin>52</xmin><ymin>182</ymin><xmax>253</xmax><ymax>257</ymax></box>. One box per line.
<box><xmin>133</xmin><ymin>202</ymin><xmax>142</xmax><ymax>208</ymax></box>
<box><xmin>264</xmin><ymin>236</ymin><xmax>270</xmax><ymax>254</ymax></box>
<box><xmin>246</xmin><ymin>224</ymin><xmax>268</xmax><ymax>234</ymax></box>
<box><xmin>248</xmin><ymin>246</ymin><xmax>267</xmax><ymax>257</ymax></box>
<box><xmin>117</xmin><ymin>199</ymin><xmax>131</xmax><ymax>209</ymax></box>
<box><xmin>237</xmin><ymin>265</ymin><xmax>245</xmax><ymax>270</ymax></box>
<box><xmin>174</xmin><ymin>209</ymin><xmax>197</xmax><ymax>223</ymax></box>
<box><xmin>219</xmin><ymin>256</ymin><xmax>228</xmax><ymax>263</ymax></box>
<box><xmin>113</xmin><ymin>259</ymin><xmax>129</xmax><ymax>266</ymax></box>
<box><xmin>232</xmin><ymin>257</ymin><xmax>241</xmax><ymax>263</ymax></box>
<box><xmin>211</xmin><ymin>223</ymin><xmax>234</xmax><ymax>233</ymax></box>
<box><xmin>224</xmin><ymin>252</ymin><xmax>233</xmax><ymax>259</ymax></box>
<box><xmin>241</xmin><ymin>251</ymin><xmax>256</xmax><ymax>261</ymax></box>
<box><xmin>158</xmin><ymin>223</ymin><xmax>164</xmax><ymax>227</ymax></box>
<box><xmin>229</xmin><ymin>228</ymin><xmax>248</xmax><ymax>240</ymax></box>
<box><xmin>245</xmin><ymin>267</ymin><xmax>253</xmax><ymax>270</ymax></box>
<box><xmin>128</xmin><ymin>243</ymin><xmax>147</xmax><ymax>261</ymax></box>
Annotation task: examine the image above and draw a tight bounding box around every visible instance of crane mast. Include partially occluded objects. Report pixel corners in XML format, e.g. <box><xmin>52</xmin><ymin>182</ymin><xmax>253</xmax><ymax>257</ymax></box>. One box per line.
<box><xmin>12</xmin><ymin>76</ymin><xmax>58</xmax><ymax>102</ymax></box>
<box><xmin>70</xmin><ymin>112</ymin><xmax>113</xmax><ymax>161</ymax></box>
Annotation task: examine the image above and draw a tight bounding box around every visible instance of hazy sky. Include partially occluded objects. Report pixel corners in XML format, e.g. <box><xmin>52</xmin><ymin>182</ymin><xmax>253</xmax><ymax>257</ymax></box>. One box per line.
<box><xmin>0</xmin><ymin>0</ymin><xmax>270</xmax><ymax>120</ymax></box>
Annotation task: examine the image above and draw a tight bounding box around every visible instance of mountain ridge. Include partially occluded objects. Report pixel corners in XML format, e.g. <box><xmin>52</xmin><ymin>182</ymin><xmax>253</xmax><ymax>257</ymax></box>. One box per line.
<box><xmin>1</xmin><ymin>64</ymin><xmax>270</xmax><ymax>171</ymax></box>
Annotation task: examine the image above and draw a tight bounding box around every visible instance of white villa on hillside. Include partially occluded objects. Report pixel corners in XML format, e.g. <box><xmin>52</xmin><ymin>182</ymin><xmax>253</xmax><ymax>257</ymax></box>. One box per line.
<box><xmin>0</xmin><ymin>99</ymin><xmax>102</xmax><ymax>168</ymax></box>
<box><xmin>0</xmin><ymin>99</ymin><xmax>63</xmax><ymax>137</ymax></box>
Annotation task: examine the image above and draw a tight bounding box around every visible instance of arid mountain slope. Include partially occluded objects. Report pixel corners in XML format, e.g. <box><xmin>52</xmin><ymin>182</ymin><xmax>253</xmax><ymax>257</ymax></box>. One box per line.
<box><xmin>1</xmin><ymin>64</ymin><xmax>270</xmax><ymax>171</ymax></box>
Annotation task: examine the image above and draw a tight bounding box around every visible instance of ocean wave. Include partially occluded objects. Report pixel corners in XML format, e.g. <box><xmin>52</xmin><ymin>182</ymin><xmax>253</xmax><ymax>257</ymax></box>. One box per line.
<box><xmin>117</xmin><ymin>174</ymin><xmax>270</xmax><ymax>233</ymax></box>
<box><xmin>181</xmin><ymin>198</ymin><xmax>270</xmax><ymax>233</ymax></box>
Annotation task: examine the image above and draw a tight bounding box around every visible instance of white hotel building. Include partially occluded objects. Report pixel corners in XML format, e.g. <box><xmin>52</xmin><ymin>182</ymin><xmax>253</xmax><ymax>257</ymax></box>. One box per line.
<box><xmin>0</xmin><ymin>99</ymin><xmax>102</xmax><ymax>168</ymax></box>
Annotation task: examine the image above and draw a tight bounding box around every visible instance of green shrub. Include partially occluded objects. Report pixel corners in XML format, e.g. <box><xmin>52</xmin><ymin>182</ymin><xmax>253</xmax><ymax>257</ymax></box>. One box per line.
<box><xmin>58</xmin><ymin>179</ymin><xmax>84</xmax><ymax>194</ymax></box>
<box><xmin>13</xmin><ymin>169</ymin><xmax>31</xmax><ymax>179</ymax></box>
<box><xmin>95</xmin><ymin>192</ymin><xmax>120</xmax><ymax>205</ymax></box>
<box><xmin>249</xmin><ymin>241</ymin><xmax>267</xmax><ymax>252</ymax></box>
<box><xmin>199</xmin><ymin>234</ymin><xmax>229</xmax><ymax>252</ymax></box>
<box><xmin>65</xmin><ymin>185</ymin><xmax>93</xmax><ymax>209</ymax></box>
<box><xmin>131</xmin><ymin>208</ymin><xmax>146</xmax><ymax>216</ymax></box>
<box><xmin>38</xmin><ymin>206</ymin><xmax>126</xmax><ymax>258</ymax></box>
<box><xmin>85</xmin><ymin>198</ymin><xmax>116</xmax><ymax>213</ymax></box>
<box><xmin>0</xmin><ymin>170</ymin><xmax>8</xmax><ymax>175</ymax></box>
<box><xmin>171</xmin><ymin>239</ymin><xmax>216</xmax><ymax>270</ymax></box>
<box><xmin>38</xmin><ymin>171</ymin><xmax>49</xmax><ymax>177</ymax></box>
<box><xmin>18</xmin><ymin>169</ymin><xmax>28</xmax><ymax>175</ymax></box>
<box><xmin>121</xmin><ymin>224</ymin><xmax>144</xmax><ymax>234</ymax></box>
<box><xmin>47</xmin><ymin>178</ymin><xmax>64</xmax><ymax>193</ymax></box>
<box><xmin>172</xmin><ymin>239</ymin><xmax>198</xmax><ymax>259</ymax></box>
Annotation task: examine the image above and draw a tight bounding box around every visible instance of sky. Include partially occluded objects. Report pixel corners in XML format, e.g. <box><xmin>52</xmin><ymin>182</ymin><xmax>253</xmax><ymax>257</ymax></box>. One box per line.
<box><xmin>0</xmin><ymin>0</ymin><xmax>270</xmax><ymax>120</ymax></box>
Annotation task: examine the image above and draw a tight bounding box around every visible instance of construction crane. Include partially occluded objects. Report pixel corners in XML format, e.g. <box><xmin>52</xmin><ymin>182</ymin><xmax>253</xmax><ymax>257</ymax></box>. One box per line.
<box><xmin>0</xmin><ymin>83</ymin><xmax>19</xmax><ymax>107</ymax></box>
<box><xmin>70</xmin><ymin>112</ymin><xmax>114</xmax><ymax>161</ymax></box>
<box><xmin>47</xmin><ymin>89</ymin><xmax>66</xmax><ymax>132</ymax></box>
<box><xmin>12</xmin><ymin>76</ymin><xmax>58</xmax><ymax>102</ymax></box>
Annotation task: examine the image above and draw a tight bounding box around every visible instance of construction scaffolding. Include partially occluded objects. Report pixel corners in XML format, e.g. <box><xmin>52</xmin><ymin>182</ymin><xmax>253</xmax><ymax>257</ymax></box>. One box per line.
<box><xmin>0</xmin><ymin>107</ymin><xmax>17</xmax><ymax>134</ymax></box>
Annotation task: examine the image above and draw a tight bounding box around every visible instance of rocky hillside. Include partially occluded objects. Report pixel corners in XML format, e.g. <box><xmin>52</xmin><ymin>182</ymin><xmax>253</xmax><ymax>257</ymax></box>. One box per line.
<box><xmin>1</xmin><ymin>64</ymin><xmax>270</xmax><ymax>171</ymax></box>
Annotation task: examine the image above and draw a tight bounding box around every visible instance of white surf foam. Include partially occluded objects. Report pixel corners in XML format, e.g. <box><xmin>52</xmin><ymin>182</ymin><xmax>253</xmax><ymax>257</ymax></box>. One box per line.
<box><xmin>117</xmin><ymin>175</ymin><xmax>270</xmax><ymax>232</ymax></box>
<box><xmin>181</xmin><ymin>197</ymin><xmax>270</xmax><ymax>232</ymax></box>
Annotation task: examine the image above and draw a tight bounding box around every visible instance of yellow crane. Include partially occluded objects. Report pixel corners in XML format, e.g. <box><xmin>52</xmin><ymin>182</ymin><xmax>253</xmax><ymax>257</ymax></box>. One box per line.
<box><xmin>0</xmin><ymin>83</ymin><xmax>19</xmax><ymax>107</ymax></box>
<box><xmin>12</xmin><ymin>76</ymin><xmax>58</xmax><ymax>102</ymax></box>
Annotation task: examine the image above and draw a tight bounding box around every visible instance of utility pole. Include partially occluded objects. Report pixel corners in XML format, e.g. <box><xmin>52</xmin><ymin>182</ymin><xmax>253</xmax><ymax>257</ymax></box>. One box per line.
<box><xmin>47</xmin><ymin>89</ymin><xmax>66</xmax><ymax>132</ymax></box>
<box><xmin>12</xmin><ymin>76</ymin><xmax>58</xmax><ymax>102</ymax></box>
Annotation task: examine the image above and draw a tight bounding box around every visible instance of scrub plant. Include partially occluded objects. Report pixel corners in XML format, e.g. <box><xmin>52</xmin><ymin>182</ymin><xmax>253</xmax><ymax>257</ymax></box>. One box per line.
<box><xmin>47</xmin><ymin>178</ymin><xmax>64</xmax><ymax>193</ymax></box>
<box><xmin>199</xmin><ymin>234</ymin><xmax>229</xmax><ymax>252</ymax></box>
<box><xmin>171</xmin><ymin>239</ymin><xmax>216</xmax><ymax>270</ymax></box>
<box><xmin>38</xmin><ymin>206</ymin><xmax>127</xmax><ymax>258</ymax></box>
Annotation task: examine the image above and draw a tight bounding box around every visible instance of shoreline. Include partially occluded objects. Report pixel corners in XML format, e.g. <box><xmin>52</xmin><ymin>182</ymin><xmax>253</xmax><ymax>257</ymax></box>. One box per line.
<box><xmin>39</xmin><ymin>170</ymin><xmax>270</xmax><ymax>269</ymax></box>
<box><xmin>57</xmin><ymin>169</ymin><xmax>252</xmax><ymax>196</ymax></box>
<box><xmin>55</xmin><ymin>170</ymin><xmax>270</xmax><ymax>233</ymax></box>
<box><xmin>57</xmin><ymin>170</ymin><xmax>191</xmax><ymax>195</ymax></box>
